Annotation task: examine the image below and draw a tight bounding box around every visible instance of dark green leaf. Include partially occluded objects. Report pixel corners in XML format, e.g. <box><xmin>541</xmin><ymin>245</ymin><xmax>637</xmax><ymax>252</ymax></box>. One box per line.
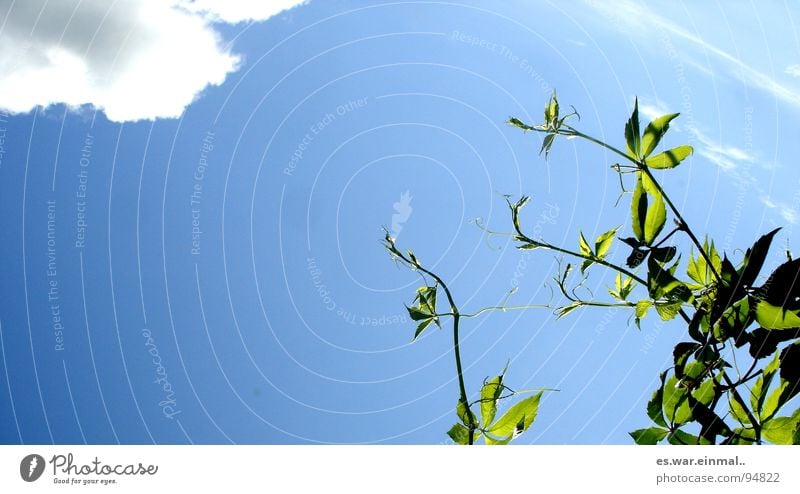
<box><xmin>406</xmin><ymin>305</ymin><xmax>432</xmax><ymax>321</ymax></box>
<box><xmin>629</xmin><ymin>427</ymin><xmax>668</xmax><ymax>445</ymax></box>
<box><xmin>739</xmin><ymin>228</ymin><xmax>780</xmax><ymax>289</ymax></box>
<box><xmin>647</xmin><ymin>372</ymin><xmax>668</xmax><ymax>427</ymax></box>
<box><xmin>644</xmin><ymin>145</ymin><xmax>693</xmax><ymax>169</ymax></box>
<box><xmin>413</xmin><ymin>318</ymin><xmax>434</xmax><ymax>340</ymax></box>
<box><xmin>650</xmin><ymin>246</ymin><xmax>677</xmax><ymax>264</ymax></box>
<box><xmin>631</xmin><ymin>174</ymin><xmax>647</xmax><ymax>242</ymax></box>
<box><xmin>624</xmin><ymin>98</ymin><xmax>641</xmax><ymax>158</ymax></box>
<box><xmin>745</xmin><ymin>327</ymin><xmax>800</xmax><ymax>360</ymax></box>
<box><xmin>641</xmin><ymin>113</ymin><xmax>679</xmax><ymax>157</ymax></box>
<box><xmin>540</xmin><ymin>133</ymin><xmax>556</xmax><ymax>158</ymax></box>
<box><xmin>457</xmin><ymin>399</ymin><xmax>477</xmax><ymax>428</ymax></box>
<box><xmin>751</xmin><ymin>352</ymin><xmax>781</xmax><ymax>417</ymax></box>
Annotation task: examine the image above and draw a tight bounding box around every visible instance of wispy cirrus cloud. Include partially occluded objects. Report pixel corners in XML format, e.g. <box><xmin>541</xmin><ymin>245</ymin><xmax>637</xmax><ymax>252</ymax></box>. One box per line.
<box><xmin>586</xmin><ymin>0</ymin><xmax>800</xmax><ymax>110</ymax></box>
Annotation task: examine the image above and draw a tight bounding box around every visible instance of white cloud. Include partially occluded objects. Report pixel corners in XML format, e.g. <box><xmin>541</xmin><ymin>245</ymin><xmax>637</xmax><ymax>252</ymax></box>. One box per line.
<box><xmin>184</xmin><ymin>0</ymin><xmax>308</xmax><ymax>24</ymax></box>
<box><xmin>0</xmin><ymin>0</ymin><xmax>307</xmax><ymax>122</ymax></box>
<box><xmin>687</xmin><ymin>126</ymin><xmax>754</xmax><ymax>172</ymax></box>
<box><xmin>761</xmin><ymin>196</ymin><xmax>798</xmax><ymax>224</ymax></box>
<box><xmin>786</xmin><ymin>64</ymin><xmax>800</xmax><ymax>78</ymax></box>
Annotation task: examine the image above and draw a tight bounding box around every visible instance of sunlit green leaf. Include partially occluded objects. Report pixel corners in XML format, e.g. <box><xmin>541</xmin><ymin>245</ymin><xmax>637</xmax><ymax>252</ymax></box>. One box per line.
<box><xmin>595</xmin><ymin>227</ymin><xmax>619</xmax><ymax>259</ymax></box>
<box><xmin>641</xmin><ymin>114</ymin><xmax>679</xmax><ymax>158</ymax></box>
<box><xmin>447</xmin><ymin>423</ymin><xmax>469</xmax><ymax>445</ymax></box>
<box><xmin>644</xmin><ymin>189</ymin><xmax>666</xmax><ymax>245</ymax></box>
<box><xmin>480</xmin><ymin>375</ymin><xmax>504</xmax><ymax>428</ymax></box>
<box><xmin>635</xmin><ymin>300</ymin><xmax>653</xmax><ymax>319</ymax></box>
<box><xmin>663</xmin><ymin>376</ymin><xmax>691</xmax><ymax>425</ymax></box>
<box><xmin>728</xmin><ymin>427</ymin><xmax>756</xmax><ymax>445</ymax></box>
<box><xmin>666</xmin><ymin>429</ymin><xmax>711</xmax><ymax>445</ymax></box>
<box><xmin>629</xmin><ymin>427</ymin><xmax>668</xmax><ymax>445</ymax></box>
<box><xmin>729</xmin><ymin>394</ymin><xmax>752</xmax><ymax>425</ymax></box>
<box><xmin>544</xmin><ymin>91</ymin><xmax>559</xmax><ymax>126</ymax></box>
<box><xmin>754</xmin><ymin>301</ymin><xmax>800</xmax><ymax>330</ymax></box>
<box><xmin>655</xmin><ymin>300</ymin><xmax>683</xmax><ymax>321</ymax></box>
<box><xmin>484</xmin><ymin>433</ymin><xmax>513</xmax><ymax>445</ymax></box>
<box><xmin>487</xmin><ymin>393</ymin><xmax>542</xmax><ymax>439</ymax></box>
<box><xmin>645</xmin><ymin>145</ymin><xmax>692</xmax><ymax>169</ymax></box>
<box><xmin>762</xmin><ymin>416</ymin><xmax>799</xmax><ymax>445</ymax></box>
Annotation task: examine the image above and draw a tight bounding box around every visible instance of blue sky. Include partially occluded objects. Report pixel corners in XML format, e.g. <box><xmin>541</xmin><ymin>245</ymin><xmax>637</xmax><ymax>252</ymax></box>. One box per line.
<box><xmin>1</xmin><ymin>0</ymin><xmax>800</xmax><ymax>444</ymax></box>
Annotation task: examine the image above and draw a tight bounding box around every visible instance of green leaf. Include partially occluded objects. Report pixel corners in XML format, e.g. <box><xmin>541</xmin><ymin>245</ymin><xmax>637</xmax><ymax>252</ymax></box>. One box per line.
<box><xmin>447</xmin><ymin>423</ymin><xmax>469</xmax><ymax>445</ymax></box>
<box><xmin>484</xmin><ymin>433</ymin><xmax>513</xmax><ymax>445</ymax></box>
<box><xmin>762</xmin><ymin>416</ymin><xmax>799</xmax><ymax>445</ymax></box>
<box><xmin>544</xmin><ymin>91</ymin><xmax>559</xmax><ymax>126</ymax></box>
<box><xmin>693</xmin><ymin>377</ymin><xmax>717</xmax><ymax>406</ymax></box>
<box><xmin>486</xmin><ymin>393</ymin><xmax>542</xmax><ymax>439</ymax></box>
<box><xmin>686</xmin><ymin>240</ymin><xmax>722</xmax><ymax>287</ymax></box>
<box><xmin>728</xmin><ymin>427</ymin><xmax>756</xmax><ymax>445</ymax></box>
<box><xmin>738</xmin><ymin>228</ymin><xmax>780</xmax><ymax>289</ymax></box>
<box><xmin>655</xmin><ymin>300</ymin><xmax>683</xmax><ymax>321</ymax></box>
<box><xmin>578</xmin><ymin>231</ymin><xmax>593</xmax><ymax>257</ymax></box>
<box><xmin>754</xmin><ymin>301</ymin><xmax>800</xmax><ymax>330</ymax></box>
<box><xmin>457</xmin><ymin>399</ymin><xmax>477</xmax><ymax>428</ymax></box>
<box><xmin>556</xmin><ymin>301</ymin><xmax>582</xmax><ymax>319</ymax></box>
<box><xmin>508</xmin><ymin>117</ymin><xmax>535</xmax><ymax>131</ymax></box>
<box><xmin>595</xmin><ymin>227</ymin><xmax>619</xmax><ymax>259</ymax></box>
<box><xmin>540</xmin><ymin>133</ymin><xmax>556</xmax><ymax>158</ymax></box>
<box><xmin>635</xmin><ymin>300</ymin><xmax>653</xmax><ymax>319</ymax></box>
<box><xmin>663</xmin><ymin>376</ymin><xmax>691</xmax><ymax>426</ymax></box>
<box><xmin>406</xmin><ymin>305</ymin><xmax>432</xmax><ymax>321</ymax></box>
<box><xmin>644</xmin><ymin>188</ymin><xmax>666</xmax><ymax>244</ymax></box>
<box><xmin>629</xmin><ymin>427</ymin><xmax>668</xmax><ymax>445</ymax></box>
<box><xmin>647</xmin><ymin>372</ymin><xmax>668</xmax><ymax>427</ymax></box>
<box><xmin>480</xmin><ymin>375</ymin><xmax>504</xmax><ymax>428</ymax></box>
<box><xmin>667</xmin><ymin>428</ymin><xmax>708</xmax><ymax>445</ymax></box>
<box><xmin>752</xmin><ymin>352</ymin><xmax>781</xmax><ymax>416</ymax></box>
<box><xmin>729</xmin><ymin>394</ymin><xmax>752</xmax><ymax>425</ymax></box>
<box><xmin>644</xmin><ymin>145</ymin><xmax>693</xmax><ymax>169</ymax></box>
<box><xmin>641</xmin><ymin>114</ymin><xmax>679</xmax><ymax>157</ymax></box>
<box><xmin>631</xmin><ymin>174</ymin><xmax>647</xmax><ymax>243</ymax></box>
<box><xmin>413</xmin><ymin>318</ymin><xmax>434</xmax><ymax>340</ymax></box>
<box><xmin>624</xmin><ymin>98</ymin><xmax>641</xmax><ymax>158</ymax></box>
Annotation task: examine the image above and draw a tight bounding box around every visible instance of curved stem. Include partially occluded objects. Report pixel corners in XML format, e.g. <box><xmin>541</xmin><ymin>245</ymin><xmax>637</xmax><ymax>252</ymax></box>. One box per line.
<box><xmin>639</xmin><ymin>166</ymin><xmax>722</xmax><ymax>284</ymax></box>
<box><xmin>389</xmin><ymin>248</ymin><xmax>475</xmax><ymax>444</ymax></box>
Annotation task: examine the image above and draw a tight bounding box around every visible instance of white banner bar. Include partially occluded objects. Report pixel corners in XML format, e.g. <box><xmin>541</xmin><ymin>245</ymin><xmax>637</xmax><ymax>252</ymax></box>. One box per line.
<box><xmin>2</xmin><ymin>445</ymin><xmax>799</xmax><ymax>492</ymax></box>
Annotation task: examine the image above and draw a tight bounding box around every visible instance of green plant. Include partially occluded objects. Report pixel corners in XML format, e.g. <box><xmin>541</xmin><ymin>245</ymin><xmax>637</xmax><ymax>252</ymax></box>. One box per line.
<box><xmin>385</xmin><ymin>91</ymin><xmax>800</xmax><ymax>445</ymax></box>
<box><xmin>383</xmin><ymin>232</ymin><xmax>555</xmax><ymax>444</ymax></box>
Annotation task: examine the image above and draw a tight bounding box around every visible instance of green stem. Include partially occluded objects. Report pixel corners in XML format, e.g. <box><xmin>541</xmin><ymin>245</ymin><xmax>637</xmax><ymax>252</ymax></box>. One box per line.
<box><xmin>391</xmin><ymin>250</ymin><xmax>476</xmax><ymax>444</ymax></box>
<box><xmin>639</xmin><ymin>166</ymin><xmax>722</xmax><ymax>284</ymax></box>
